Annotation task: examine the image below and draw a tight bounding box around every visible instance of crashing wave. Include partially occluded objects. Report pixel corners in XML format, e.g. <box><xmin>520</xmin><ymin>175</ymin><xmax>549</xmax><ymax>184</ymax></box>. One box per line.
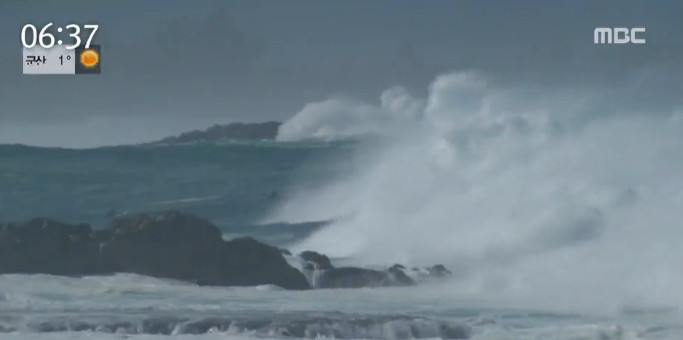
<box><xmin>270</xmin><ymin>71</ymin><xmax>683</xmax><ymax>313</ymax></box>
<box><xmin>1</xmin><ymin>312</ymin><xmax>471</xmax><ymax>339</ymax></box>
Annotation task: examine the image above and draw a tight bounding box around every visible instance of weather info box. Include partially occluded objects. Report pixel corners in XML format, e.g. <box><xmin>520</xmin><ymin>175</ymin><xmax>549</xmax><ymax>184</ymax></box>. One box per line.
<box><xmin>23</xmin><ymin>44</ymin><xmax>101</xmax><ymax>75</ymax></box>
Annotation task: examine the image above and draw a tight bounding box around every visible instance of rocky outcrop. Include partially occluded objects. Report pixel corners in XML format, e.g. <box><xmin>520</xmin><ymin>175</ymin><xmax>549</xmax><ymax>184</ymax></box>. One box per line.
<box><xmin>0</xmin><ymin>211</ymin><xmax>452</xmax><ymax>291</ymax></box>
<box><xmin>0</xmin><ymin>212</ymin><xmax>310</xmax><ymax>290</ymax></box>
<box><xmin>148</xmin><ymin>121</ymin><xmax>281</xmax><ymax>145</ymax></box>
<box><xmin>410</xmin><ymin>264</ymin><xmax>453</xmax><ymax>280</ymax></box>
<box><xmin>299</xmin><ymin>250</ymin><xmax>333</xmax><ymax>270</ymax></box>
<box><xmin>427</xmin><ymin>264</ymin><xmax>452</xmax><ymax>277</ymax></box>
<box><xmin>314</xmin><ymin>267</ymin><xmax>415</xmax><ymax>289</ymax></box>
<box><xmin>296</xmin><ymin>251</ymin><xmax>451</xmax><ymax>289</ymax></box>
<box><xmin>0</xmin><ymin>218</ymin><xmax>101</xmax><ymax>275</ymax></box>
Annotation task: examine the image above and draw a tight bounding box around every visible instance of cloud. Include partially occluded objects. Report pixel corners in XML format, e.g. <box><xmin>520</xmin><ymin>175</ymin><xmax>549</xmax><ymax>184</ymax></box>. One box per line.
<box><xmin>1</xmin><ymin>1</ymin><xmax>681</xmax><ymax>147</ymax></box>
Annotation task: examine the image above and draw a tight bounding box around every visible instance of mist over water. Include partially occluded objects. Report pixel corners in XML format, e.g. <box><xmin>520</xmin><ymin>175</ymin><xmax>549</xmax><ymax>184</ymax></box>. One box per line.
<box><xmin>271</xmin><ymin>72</ymin><xmax>683</xmax><ymax>314</ymax></box>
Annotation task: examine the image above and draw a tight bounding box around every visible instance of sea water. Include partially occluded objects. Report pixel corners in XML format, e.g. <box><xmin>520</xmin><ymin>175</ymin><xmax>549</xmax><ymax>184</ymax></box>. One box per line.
<box><xmin>1</xmin><ymin>72</ymin><xmax>682</xmax><ymax>339</ymax></box>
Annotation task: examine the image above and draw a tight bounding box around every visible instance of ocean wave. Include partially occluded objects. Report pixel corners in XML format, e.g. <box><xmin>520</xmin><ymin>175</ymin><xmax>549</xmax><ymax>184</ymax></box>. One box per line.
<box><xmin>0</xmin><ymin>312</ymin><xmax>471</xmax><ymax>339</ymax></box>
<box><xmin>153</xmin><ymin>195</ymin><xmax>223</xmax><ymax>206</ymax></box>
<box><xmin>270</xmin><ymin>71</ymin><xmax>683</xmax><ymax>314</ymax></box>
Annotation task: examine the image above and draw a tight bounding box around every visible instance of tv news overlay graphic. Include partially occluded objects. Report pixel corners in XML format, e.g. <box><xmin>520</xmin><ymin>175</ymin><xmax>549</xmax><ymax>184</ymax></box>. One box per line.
<box><xmin>21</xmin><ymin>22</ymin><xmax>100</xmax><ymax>75</ymax></box>
<box><xmin>21</xmin><ymin>23</ymin><xmax>99</xmax><ymax>50</ymax></box>
<box><xmin>23</xmin><ymin>45</ymin><xmax>101</xmax><ymax>75</ymax></box>
<box><xmin>23</xmin><ymin>44</ymin><xmax>75</xmax><ymax>74</ymax></box>
<box><xmin>75</xmin><ymin>45</ymin><xmax>101</xmax><ymax>74</ymax></box>
<box><xmin>594</xmin><ymin>27</ymin><xmax>646</xmax><ymax>44</ymax></box>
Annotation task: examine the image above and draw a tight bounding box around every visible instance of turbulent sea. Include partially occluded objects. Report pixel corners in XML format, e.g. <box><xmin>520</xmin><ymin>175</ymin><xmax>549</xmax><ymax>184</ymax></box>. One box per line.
<box><xmin>1</xmin><ymin>72</ymin><xmax>683</xmax><ymax>339</ymax></box>
<box><xmin>0</xmin><ymin>140</ymin><xmax>681</xmax><ymax>340</ymax></box>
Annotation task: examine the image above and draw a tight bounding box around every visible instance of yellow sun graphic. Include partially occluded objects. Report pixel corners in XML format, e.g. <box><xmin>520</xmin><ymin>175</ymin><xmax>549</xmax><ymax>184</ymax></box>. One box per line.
<box><xmin>80</xmin><ymin>49</ymin><xmax>99</xmax><ymax>68</ymax></box>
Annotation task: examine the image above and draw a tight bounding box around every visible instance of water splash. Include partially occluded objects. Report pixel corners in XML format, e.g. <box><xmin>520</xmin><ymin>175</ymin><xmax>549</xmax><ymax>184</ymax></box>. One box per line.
<box><xmin>271</xmin><ymin>71</ymin><xmax>683</xmax><ymax>314</ymax></box>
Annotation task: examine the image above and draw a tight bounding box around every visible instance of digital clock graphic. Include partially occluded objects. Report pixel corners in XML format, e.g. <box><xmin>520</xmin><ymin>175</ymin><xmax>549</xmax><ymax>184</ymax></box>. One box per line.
<box><xmin>21</xmin><ymin>22</ymin><xmax>101</xmax><ymax>75</ymax></box>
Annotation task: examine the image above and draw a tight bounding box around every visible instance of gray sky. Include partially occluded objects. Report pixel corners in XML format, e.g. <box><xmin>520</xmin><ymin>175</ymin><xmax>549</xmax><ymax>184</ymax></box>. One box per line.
<box><xmin>0</xmin><ymin>0</ymin><xmax>681</xmax><ymax>147</ymax></box>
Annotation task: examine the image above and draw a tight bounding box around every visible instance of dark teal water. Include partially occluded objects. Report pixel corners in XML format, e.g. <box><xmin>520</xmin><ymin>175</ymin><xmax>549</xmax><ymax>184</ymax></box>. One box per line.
<box><xmin>2</xmin><ymin>142</ymin><xmax>682</xmax><ymax>339</ymax></box>
<box><xmin>0</xmin><ymin>141</ymin><xmax>351</xmax><ymax>245</ymax></box>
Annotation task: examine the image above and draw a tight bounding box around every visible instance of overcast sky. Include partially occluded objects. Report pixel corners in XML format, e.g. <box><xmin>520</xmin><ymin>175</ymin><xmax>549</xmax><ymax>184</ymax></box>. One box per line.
<box><xmin>0</xmin><ymin>0</ymin><xmax>681</xmax><ymax>147</ymax></box>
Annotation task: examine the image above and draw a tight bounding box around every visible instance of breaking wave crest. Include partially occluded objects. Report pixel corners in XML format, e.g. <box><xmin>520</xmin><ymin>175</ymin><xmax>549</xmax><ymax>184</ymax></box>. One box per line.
<box><xmin>271</xmin><ymin>71</ymin><xmax>683</xmax><ymax>313</ymax></box>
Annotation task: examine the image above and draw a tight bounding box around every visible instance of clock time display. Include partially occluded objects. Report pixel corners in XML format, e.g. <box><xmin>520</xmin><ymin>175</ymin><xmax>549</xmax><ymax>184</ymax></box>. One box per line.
<box><xmin>21</xmin><ymin>23</ymin><xmax>99</xmax><ymax>50</ymax></box>
<box><xmin>22</xmin><ymin>22</ymin><xmax>101</xmax><ymax>75</ymax></box>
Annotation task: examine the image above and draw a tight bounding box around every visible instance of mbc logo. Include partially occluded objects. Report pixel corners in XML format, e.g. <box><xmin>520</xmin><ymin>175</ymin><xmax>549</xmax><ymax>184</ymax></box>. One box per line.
<box><xmin>594</xmin><ymin>27</ymin><xmax>646</xmax><ymax>44</ymax></box>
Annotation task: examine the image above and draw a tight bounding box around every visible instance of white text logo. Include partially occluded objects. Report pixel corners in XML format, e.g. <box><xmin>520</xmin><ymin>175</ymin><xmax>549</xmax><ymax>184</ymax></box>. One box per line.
<box><xmin>594</xmin><ymin>27</ymin><xmax>646</xmax><ymax>44</ymax></box>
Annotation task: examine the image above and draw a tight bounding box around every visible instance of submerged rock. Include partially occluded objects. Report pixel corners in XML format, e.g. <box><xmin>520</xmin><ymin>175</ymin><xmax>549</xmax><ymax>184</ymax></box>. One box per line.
<box><xmin>297</xmin><ymin>253</ymin><xmax>417</xmax><ymax>289</ymax></box>
<box><xmin>0</xmin><ymin>211</ymin><xmax>310</xmax><ymax>290</ymax></box>
<box><xmin>312</xmin><ymin>265</ymin><xmax>416</xmax><ymax>289</ymax></box>
<box><xmin>297</xmin><ymin>252</ymin><xmax>450</xmax><ymax>289</ymax></box>
<box><xmin>315</xmin><ymin>267</ymin><xmax>389</xmax><ymax>288</ymax></box>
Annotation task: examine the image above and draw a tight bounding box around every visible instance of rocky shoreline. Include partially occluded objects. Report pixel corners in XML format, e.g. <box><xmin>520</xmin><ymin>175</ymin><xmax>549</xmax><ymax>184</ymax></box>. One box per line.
<box><xmin>0</xmin><ymin>211</ymin><xmax>450</xmax><ymax>290</ymax></box>
<box><xmin>145</xmin><ymin>121</ymin><xmax>282</xmax><ymax>145</ymax></box>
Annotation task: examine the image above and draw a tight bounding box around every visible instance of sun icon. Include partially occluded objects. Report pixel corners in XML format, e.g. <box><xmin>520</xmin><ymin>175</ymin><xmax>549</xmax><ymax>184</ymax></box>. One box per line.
<box><xmin>80</xmin><ymin>49</ymin><xmax>99</xmax><ymax>68</ymax></box>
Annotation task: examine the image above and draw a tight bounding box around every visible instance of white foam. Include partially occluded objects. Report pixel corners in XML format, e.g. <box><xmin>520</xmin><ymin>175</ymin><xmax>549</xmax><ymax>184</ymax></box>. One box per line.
<box><xmin>271</xmin><ymin>71</ymin><xmax>683</xmax><ymax>314</ymax></box>
<box><xmin>276</xmin><ymin>87</ymin><xmax>423</xmax><ymax>142</ymax></box>
<box><xmin>1</xmin><ymin>273</ymin><xmax>681</xmax><ymax>339</ymax></box>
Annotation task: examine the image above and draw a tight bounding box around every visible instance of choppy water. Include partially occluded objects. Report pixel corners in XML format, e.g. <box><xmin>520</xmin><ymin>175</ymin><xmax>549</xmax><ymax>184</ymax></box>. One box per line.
<box><xmin>3</xmin><ymin>68</ymin><xmax>683</xmax><ymax>338</ymax></box>
<box><xmin>1</xmin><ymin>273</ymin><xmax>680</xmax><ymax>340</ymax></box>
<box><xmin>0</xmin><ymin>141</ymin><xmax>349</xmax><ymax>244</ymax></box>
<box><xmin>1</xmin><ymin>140</ymin><xmax>681</xmax><ymax>339</ymax></box>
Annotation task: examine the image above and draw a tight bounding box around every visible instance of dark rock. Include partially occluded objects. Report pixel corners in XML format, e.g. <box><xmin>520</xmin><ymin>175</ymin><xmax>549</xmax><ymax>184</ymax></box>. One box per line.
<box><xmin>107</xmin><ymin>211</ymin><xmax>222</xmax><ymax>244</ymax></box>
<box><xmin>0</xmin><ymin>218</ymin><xmax>101</xmax><ymax>275</ymax></box>
<box><xmin>300</xmin><ymin>254</ymin><xmax>416</xmax><ymax>289</ymax></box>
<box><xmin>299</xmin><ymin>250</ymin><xmax>334</xmax><ymax>270</ymax></box>
<box><xmin>0</xmin><ymin>211</ymin><xmax>310</xmax><ymax>290</ymax></box>
<box><xmin>390</xmin><ymin>263</ymin><xmax>406</xmax><ymax>271</ymax></box>
<box><xmin>148</xmin><ymin>121</ymin><xmax>281</xmax><ymax>145</ymax></box>
<box><xmin>207</xmin><ymin>237</ymin><xmax>310</xmax><ymax>289</ymax></box>
<box><xmin>280</xmin><ymin>248</ymin><xmax>292</xmax><ymax>256</ymax></box>
<box><xmin>312</xmin><ymin>266</ymin><xmax>417</xmax><ymax>289</ymax></box>
<box><xmin>387</xmin><ymin>265</ymin><xmax>416</xmax><ymax>286</ymax></box>
<box><xmin>315</xmin><ymin>267</ymin><xmax>388</xmax><ymax>288</ymax></box>
<box><xmin>428</xmin><ymin>264</ymin><xmax>452</xmax><ymax>278</ymax></box>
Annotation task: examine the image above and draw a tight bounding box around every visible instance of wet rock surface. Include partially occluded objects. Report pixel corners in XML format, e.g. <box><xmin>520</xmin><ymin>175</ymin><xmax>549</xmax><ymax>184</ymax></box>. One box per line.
<box><xmin>296</xmin><ymin>251</ymin><xmax>451</xmax><ymax>289</ymax></box>
<box><xmin>0</xmin><ymin>211</ymin><xmax>310</xmax><ymax>290</ymax></box>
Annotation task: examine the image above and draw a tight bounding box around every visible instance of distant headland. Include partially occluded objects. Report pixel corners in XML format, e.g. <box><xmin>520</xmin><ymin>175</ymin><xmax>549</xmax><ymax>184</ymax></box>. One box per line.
<box><xmin>146</xmin><ymin>121</ymin><xmax>282</xmax><ymax>145</ymax></box>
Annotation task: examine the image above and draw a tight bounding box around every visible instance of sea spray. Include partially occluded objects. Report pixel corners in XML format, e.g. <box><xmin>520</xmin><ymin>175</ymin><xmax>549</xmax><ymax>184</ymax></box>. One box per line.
<box><xmin>270</xmin><ymin>71</ymin><xmax>683</xmax><ymax>314</ymax></box>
